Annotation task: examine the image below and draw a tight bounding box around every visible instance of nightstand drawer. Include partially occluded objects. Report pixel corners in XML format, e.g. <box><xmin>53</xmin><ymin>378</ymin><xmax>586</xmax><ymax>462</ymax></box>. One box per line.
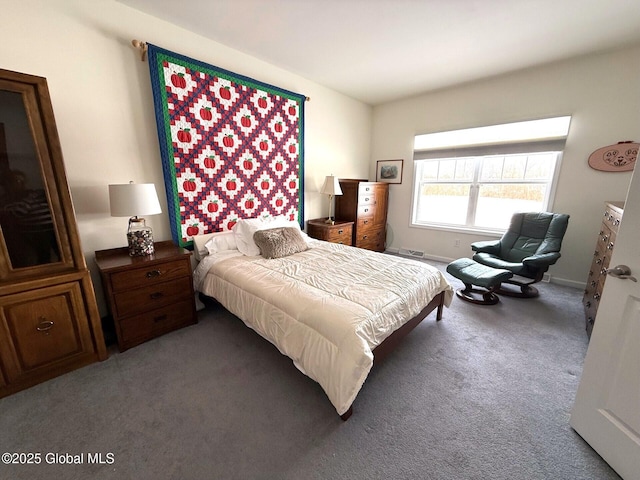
<box><xmin>110</xmin><ymin>259</ymin><xmax>190</xmax><ymax>292</ymax></box>
<box><xmin>327</xmin><ymin>226</ymin><xmax>353</xmax><ymax>244</ymax></box>
<box><xmin>118</xmin><ymin>299</ymin><xmax>196</xmax><ymax>349</ymax></box>
<box><xmin>113</xmin><ymin>276</ymin><xmax>192</xmax><ymax>317</ymax></box>
<box><xmin>307</xmin><ymin>219</ymin><xmax>354</xmax><ymax>246</ymax></box>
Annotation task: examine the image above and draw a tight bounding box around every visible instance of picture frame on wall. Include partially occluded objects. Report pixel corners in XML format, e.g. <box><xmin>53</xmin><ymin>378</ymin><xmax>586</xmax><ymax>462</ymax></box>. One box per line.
<box><xmin>376</xmin><ymin>159</ymin><xmax>403</xmax><ymax>184</ymax></box>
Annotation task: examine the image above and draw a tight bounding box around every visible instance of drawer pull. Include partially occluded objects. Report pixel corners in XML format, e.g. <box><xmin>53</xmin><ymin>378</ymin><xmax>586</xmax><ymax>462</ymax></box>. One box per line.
<box><xmin>607</xmin><ymin>242</ymin><xmax>614</xmax><ymax>250</ymax></box>
<box><xmin>363</xmin><ymin>220</ymin><xmax>369</xmax><ymax>224</ymax></box>
<box><xmin>364</xmin><ymin>197</ymin><xmax>370</xmax><ymax>202</ymax></box>
<box><xmin>36</xmin><ymin>320</ymin><xmax>55</xmax><ymax>333</ymax></box>
<box><xmin>154</xmin><ymin>314</ymin><xmax>168</xmax><ymax>323</ymax></box>
<box><xmin>150</xmin><ymin>292</ymin><xmax>164</xmax><ymax>300</ymax></box>
<box><xmin>362</xmin><ymin>235</ymin><xmax>368</xmax><ymax>240</ymax></box>
<box><xmin>146</xmin><ymin>270</ymin><xmax>162</xmax><ymax>279</ymax></box>
<box><xmin>364</xmin><ymin>208</ymin><xmax>369</xmax><ymax>213</ymax></box>
<box><xmin>585</xmin><ymin>301</ymin><xmax>591</xmax><ymax>308</ymax></box>
<box><xmin>593</xmin><ymin>293</ymin><xmax>601</xmax><ymax>300</ymax></box>
<box><xmin>338</xmin><ymin>229</ymin><xmax>344</xmax><ymax>234</ymax></box>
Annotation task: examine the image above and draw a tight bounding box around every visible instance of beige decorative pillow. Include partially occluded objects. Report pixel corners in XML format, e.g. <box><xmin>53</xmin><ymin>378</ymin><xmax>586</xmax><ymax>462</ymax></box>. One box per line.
<box><xmin>253</xmin><ymin>227</ymin><xmax>309</xmax><ymax>259</ymax></box>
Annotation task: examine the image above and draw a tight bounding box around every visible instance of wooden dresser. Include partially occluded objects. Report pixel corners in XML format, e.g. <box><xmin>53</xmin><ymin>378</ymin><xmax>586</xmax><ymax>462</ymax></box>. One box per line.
<box><xmin>307</xmin><ymin>219</ymin><xmax>354</xmax><ymax>245</ymax></box>
<box><xmin>95</xmin><ymin>241</ymin><xmax>197</xmax><ymax>351</ymax></box>
<box><xmin>582</xmin><ymin>201</ymin><xmax>624</xmax><ymax>337</ymax></box>
<box><xmin>335</xmin><ymin>179</ymin><xmax>389</xmax><ymax>252</ymax></box>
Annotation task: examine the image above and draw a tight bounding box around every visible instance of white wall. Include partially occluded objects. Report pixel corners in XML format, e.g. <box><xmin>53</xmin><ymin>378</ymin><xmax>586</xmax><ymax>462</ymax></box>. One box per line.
<box><xmin>371</xmin><ymin>45</ymin><xmax>640</xmax><ymax>286</ymax></box>
<box><xmin>0</xmin><ymin>0</ymin><xmax>372</xmax><ymax>313</ymax></box>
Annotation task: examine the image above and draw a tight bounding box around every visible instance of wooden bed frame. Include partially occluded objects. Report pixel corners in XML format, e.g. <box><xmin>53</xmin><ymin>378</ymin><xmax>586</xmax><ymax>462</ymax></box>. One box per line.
<box><xmin>340</xmin><ymin>291</ymin><xmax>445</xmax><ymax>420</ymax></box>
<box><xmin>198</xmin><ymin>290</ymin><xmax>446</xmax><ymax>421</ymax></box>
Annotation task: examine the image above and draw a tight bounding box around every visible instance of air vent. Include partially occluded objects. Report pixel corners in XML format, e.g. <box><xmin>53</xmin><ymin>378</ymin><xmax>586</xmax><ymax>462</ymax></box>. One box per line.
<box><xmin>398</xmin><ymin>247</ymin><xmax>425</xmax><ymax>258</ymax></box>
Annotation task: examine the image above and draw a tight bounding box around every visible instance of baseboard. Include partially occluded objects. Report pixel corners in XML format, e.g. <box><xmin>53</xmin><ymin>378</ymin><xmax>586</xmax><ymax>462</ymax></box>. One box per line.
<box><xmin>385</xmin><ymin>247</ymin><xmax>585</xmax><ymax>290</ymax></box>
<box><xmin>548</xmin><ymin>276</ymin><xmax>585</xmax><ymax>290</ymax></box>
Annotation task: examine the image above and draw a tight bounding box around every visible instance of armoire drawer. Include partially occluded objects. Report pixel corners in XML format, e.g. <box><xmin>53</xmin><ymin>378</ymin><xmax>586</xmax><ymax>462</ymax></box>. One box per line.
<box><xmin>0</xmin><ymin>281</ymin><xmax>96</xmax><ymax>384</ymax></box>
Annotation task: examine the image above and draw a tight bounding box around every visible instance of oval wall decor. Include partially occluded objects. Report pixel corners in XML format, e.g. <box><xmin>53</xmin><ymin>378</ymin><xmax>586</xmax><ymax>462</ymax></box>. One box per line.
<box><xmin>588</xmin><ymin>141</ymin><xmax>638</xmax><ymax>172</ymax></box>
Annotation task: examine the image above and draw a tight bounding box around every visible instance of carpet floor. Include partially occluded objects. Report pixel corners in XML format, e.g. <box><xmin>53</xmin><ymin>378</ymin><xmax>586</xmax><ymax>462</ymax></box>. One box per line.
<box><xmin>0</xmin><ymin>261</ymin><xmax>621</xmax><ymax>480</ymax></box>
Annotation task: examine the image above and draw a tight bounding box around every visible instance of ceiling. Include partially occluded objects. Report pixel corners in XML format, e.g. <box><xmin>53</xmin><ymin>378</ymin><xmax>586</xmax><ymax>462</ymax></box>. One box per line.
<box><xmin>118</xmin><ymin>0</ymin><xmax>640</xmax><ymax>105</ymax></box>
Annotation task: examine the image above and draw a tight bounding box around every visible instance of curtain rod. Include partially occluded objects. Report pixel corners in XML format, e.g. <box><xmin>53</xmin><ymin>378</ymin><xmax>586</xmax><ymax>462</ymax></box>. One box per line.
<box><xmin>130</xmin><ymin>39</ymin><xmax>310</xmax><ymax>102</ymax></box>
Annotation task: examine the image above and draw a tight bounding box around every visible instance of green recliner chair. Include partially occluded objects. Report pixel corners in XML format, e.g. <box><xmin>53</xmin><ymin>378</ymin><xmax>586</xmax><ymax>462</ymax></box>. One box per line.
<box><xmin>471</xmin><ymin>212</ymin><xmax>570</xmax><ymax>297</ymax></box>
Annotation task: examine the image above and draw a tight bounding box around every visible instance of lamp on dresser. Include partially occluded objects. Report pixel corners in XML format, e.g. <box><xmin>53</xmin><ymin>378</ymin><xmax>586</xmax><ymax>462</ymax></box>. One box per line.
<box><xmin>109</xmin><ymin>182</ymin><xmax>162</xmax><ymax>256</ymax></box>
<box><xmin>320</xmin><ymin>174</ymin><xmax>343</xmax><ymax>225</ymax></box>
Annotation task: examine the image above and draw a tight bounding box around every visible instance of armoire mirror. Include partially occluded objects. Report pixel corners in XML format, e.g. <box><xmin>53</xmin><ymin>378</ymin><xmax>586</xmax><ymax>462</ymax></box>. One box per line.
<box><xmin>0</xmin><ymin>69</ymin><xmax>74</xmax><ymax>280</ymax></box>
<box><xmin>0</xmin><ymin>93</ymin><xmax>60</xmax><ymax>268</ymax></box>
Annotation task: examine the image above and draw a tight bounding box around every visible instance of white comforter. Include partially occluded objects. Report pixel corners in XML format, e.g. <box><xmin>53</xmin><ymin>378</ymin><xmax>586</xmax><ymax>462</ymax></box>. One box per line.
<box><xmin>194</xmin><ymin>241</ymin><xmax>453</xmax><ymax>415</ymax></box>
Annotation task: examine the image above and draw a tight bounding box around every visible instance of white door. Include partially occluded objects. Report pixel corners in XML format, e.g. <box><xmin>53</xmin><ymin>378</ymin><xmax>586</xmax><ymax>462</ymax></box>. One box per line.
<box><xmin>570</xmin><ymin>163</ymin><xmax>640</xmax><ymax>480</ymax></box>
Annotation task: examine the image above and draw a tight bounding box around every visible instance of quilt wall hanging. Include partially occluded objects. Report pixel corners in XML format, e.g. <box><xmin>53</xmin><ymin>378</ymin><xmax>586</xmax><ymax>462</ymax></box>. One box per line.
<box><xmin>146</xmin><ymin>44</ymin><xmax>306</xmax><ymax>248</ymax></box>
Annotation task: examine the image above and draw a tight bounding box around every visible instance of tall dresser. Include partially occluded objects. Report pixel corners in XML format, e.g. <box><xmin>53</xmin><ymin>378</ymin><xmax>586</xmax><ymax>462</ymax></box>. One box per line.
<box><xmin>582</xmin><ymin>201</ymin><xmax>624</xmax><ymax>337</ymax></box>
<box><xmin>335</xmin><ymin>179</ymin><xmax>389</xmax><ymax>252</ymax></box>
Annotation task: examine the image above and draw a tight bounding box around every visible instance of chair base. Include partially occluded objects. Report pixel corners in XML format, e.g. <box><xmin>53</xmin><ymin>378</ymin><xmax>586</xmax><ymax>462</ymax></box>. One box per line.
<box><xmin>497</xmin><ymin>283</ymin><xmax>539</xmax><ymax>298</ymax></box>
<box><xmin>456</xmin><ymin>285</ymin><xmax>501</xmax><ymax>305</ymax></box>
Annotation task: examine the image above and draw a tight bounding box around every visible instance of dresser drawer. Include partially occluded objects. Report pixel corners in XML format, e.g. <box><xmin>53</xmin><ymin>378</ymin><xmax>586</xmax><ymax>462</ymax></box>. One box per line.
<box><xmin>110</xmin><ymin>259</ymin><xmax>190</xmax><ymax>292</ymax></box>
<box><xmin>355</xmin><ymin>227</ymin><xmax>385</xmax><ymax>251</ymax></box>
<box><xmin>118</xmin><ymin>298</ymin><xmax>196</xmax><ymax>349</ymax></box>
<box><xmin>357</xmin><ymin>204</ymin><xmax>375</xmax><ymax>218</ymax></box>
<box><xmin>358</xmin><ymin>183</ymin><xmax>375</xmax><ymax>195</ymax></box>
<box><xmin>113</xmin><ymin>276</ymin><xmax>192</xmax><ymax>317</ymax></box>
<box><xmin>358</xmin><ymin>192</ymin><xmax>376</xmax><ymax>206</ymax></box>
<box><xmin>603</xmin><ymin>206</ymin><xmax>622</xmax><ymax>229</ymax></box>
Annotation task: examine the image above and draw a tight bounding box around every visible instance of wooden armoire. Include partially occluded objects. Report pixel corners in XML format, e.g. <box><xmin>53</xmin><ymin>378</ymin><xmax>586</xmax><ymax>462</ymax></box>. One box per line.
<box><xmin>0</xmin><ymin>69</ymin><xmax>106</xmax><ymax>398</ymax></box>
<box><xmin>335</xmin><ymin>179</ymin><xmax>389</xmax><ymax>252</ymax></box>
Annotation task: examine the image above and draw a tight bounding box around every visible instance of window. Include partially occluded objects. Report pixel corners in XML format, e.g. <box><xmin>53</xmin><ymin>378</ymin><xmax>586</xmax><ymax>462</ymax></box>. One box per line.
<box><xmin>411</xmin><ymin>117</ymin><xmax>570</xmax><ymax>232</ymax></box>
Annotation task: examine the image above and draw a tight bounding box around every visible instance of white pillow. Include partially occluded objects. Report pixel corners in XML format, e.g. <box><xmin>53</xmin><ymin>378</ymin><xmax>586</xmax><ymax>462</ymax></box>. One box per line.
<box><xmin>233</xmin><ymin>216</ymin><xmax>302</xmax><ymax>256</ymax></box>
<box><xmin>232</xmin><ymin>218</ymin><xmax>266</xmax><ymax>256</ymax></box>
<box><xmin>204</xmin><ymin>231</ymin><xmax>237</xmax><ymax>254</ymax></box>
<box><xmin>192</xmin><ymin>233</ymin><xmax>218</xmax><ymax>261</ymax></box>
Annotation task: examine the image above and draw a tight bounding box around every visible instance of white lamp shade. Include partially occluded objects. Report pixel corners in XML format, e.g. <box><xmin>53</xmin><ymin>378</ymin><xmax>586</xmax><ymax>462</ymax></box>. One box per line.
<box><xmin>109</xmin><ymin>183</ymin><xmax>162</xmax><ymax>217</ymax></box>
<box><xmin>320</xmin><ymin>175</ymin><xmax>342</xmax><ymax>196</ymax></box>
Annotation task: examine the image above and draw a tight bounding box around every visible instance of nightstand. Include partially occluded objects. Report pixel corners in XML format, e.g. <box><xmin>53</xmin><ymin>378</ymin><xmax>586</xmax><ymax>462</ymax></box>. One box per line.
<box><xmin>307</xmin><ymin>219</ymin><xmax>354</xmax><ymax>245</ymax></box>
<box><xmin>94</xmin><ymin>241</ymin><xmax>197</xmax><ymax>352</ymax></box>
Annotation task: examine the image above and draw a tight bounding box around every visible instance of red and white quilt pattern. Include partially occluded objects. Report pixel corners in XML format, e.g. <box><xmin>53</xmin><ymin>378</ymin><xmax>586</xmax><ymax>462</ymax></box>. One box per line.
<box><xmin>148</xmin><ymin>45</ymin><xmax>305</xmax><ymax>247</ymax></box>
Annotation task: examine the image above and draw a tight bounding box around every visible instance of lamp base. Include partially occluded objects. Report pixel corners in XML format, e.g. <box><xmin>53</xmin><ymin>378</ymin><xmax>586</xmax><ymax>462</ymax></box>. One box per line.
<box><xmin>127</xmin><ymin>217</ymin><xmax>155</xmax><ymax>256</ymax></box>
<box><xmin>325</xmin><ymin>217</ymin><xmax>335</xmax><ymax>225</ymax></box>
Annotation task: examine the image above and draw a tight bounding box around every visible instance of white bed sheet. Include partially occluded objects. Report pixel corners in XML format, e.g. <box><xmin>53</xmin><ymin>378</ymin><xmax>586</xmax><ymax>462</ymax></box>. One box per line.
<box><xmin>194</xmin><ymin>240</ymin><xmax>453</xmax><ymax>415</ymax></box>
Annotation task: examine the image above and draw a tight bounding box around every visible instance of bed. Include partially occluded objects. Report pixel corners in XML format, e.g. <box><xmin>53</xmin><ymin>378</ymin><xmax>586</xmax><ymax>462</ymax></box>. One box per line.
<box><xmin>192</xmin><ymin>218</ymin><xmax>453</xmax><ymax>419</ymax></box>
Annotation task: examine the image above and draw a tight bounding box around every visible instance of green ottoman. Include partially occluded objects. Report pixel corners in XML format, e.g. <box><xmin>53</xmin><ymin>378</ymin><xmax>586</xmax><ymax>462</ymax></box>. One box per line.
<box><xmin>446</xmin><ymin>258</ymin><xmax>513</xmax><ymax>305</ymax></box>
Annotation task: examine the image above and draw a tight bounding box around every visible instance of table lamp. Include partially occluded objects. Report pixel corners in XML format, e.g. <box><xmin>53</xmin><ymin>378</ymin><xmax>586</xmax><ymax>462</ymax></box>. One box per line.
<box><xmin>320</xmin><ymin>175</ymin><xmax>342</xmax><ymax>225</ymax></box>
<box><xmin>109</xmin><ymin>182</ymin><xmax>162</xmax><ymax>256</ymax></box>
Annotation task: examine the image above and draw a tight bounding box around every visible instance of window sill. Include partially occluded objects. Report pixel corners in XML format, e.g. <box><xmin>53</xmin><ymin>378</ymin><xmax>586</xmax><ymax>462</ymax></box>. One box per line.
<box><xmin>410</xmin><ymin>221</ymin><xmax>504</xmax><ymax>237</ymax></box>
